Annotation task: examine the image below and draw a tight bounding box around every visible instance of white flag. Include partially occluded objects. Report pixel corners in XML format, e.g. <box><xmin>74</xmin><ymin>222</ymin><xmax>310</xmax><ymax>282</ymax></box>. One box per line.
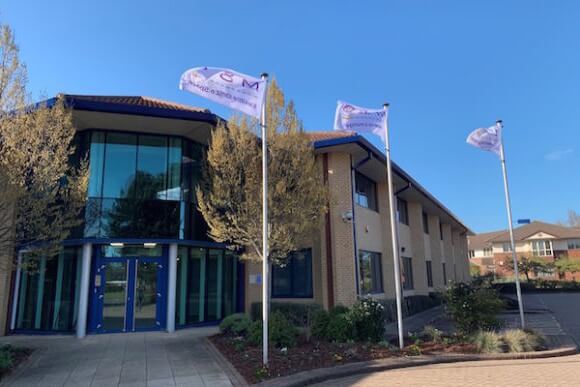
<box><xmin>179</xmin><ymin>67</ymin><xmax>266</xmax><ymax>118</ymax></box>
<box><xmin>466</xmin><ymin>122</ymin><xmax>503</xmax><ymax>157</ymax></box>
<box><xmin>334</xmin><ymin>101</ymin><xmax>387</xmax><ymax>143</ymax></box>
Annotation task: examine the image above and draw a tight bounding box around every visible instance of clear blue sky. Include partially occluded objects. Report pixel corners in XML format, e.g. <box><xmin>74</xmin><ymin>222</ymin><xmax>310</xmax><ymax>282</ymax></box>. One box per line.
<box><xmin>3</xmin><ymin>1</ymin><xmax>579</xmax><ymax>233</ymax></box>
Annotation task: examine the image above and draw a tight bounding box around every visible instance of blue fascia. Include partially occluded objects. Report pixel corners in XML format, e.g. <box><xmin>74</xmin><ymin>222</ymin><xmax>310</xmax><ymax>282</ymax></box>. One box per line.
<box><xmin>61</xmin><ymin>237</ymin><xmax>228</xmax><ymax>249</ymax></box>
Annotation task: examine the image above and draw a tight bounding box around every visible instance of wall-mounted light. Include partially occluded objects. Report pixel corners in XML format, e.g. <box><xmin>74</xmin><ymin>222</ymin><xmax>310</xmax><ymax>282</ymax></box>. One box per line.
<box><xmin>144</xmin><ymin>243</ymin><xmax>157</xmax><ymax>248</ymax></box>
<box><xmin>341</xmin><ymin>210</ymin><xmax>353</xmax><ymax>223</ymax></box>
<box><xmin>110</xmin><ymin>242</ymin><xmax>124</xmax><ymax>247</ymax></box>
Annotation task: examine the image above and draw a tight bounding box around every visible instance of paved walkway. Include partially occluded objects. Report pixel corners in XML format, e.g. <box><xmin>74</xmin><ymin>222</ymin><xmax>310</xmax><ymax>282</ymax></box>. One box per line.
<box><xmin>0</xmin><ymin>328</ymin><xmax>233</xmax><ymax>387</ymax></box>
<box><xmin>313</xmin><ymin>354</ymin><xmax>580</xmax><ymax>386</ymax></box>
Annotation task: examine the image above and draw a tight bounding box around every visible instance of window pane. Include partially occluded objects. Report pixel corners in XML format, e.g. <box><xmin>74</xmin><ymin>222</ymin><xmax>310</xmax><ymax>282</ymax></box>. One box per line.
<box><xmin>422</xmin><ymin>212</ymin><xmax>429</xmax><ymax>234</ymax></box>
<box><xmin>358</xmin><ymin>250</ymin><xmax>382</xmax><ymax>294</ymax></box>
<box><xmin>402</xmin><ymin>257</ymin><xmax>414</xmax><ymax>290</ymax></box>
<box><xmin>426</xmin><ymin>261</ymin><xmax>433</xmax><ymax>287</ymax></box>
<box><xmin>397</xmin><ymin>199</ymin><xmax>408</xmax><ymax>225</ymax></box>
<box><xmin>355</xmin><ymin>172</ymin><xmax>377</xmax><ymax>211</ymax></box>
<box><xmin>167</xmin><ymin>137</ymin><xmax>182</xmax><ymax>200</ymax></box>
<box><xmin>88</xmin><ymin>131</ymin><xmax>105</xmax><ymax>197</ymax></box>
<box><xmin>136</xmin><ymin>135</ymin><xmax>168</xmax><ymax>200</ymax></box>
<box><xmin>102</xmin><ymin>133</ymin><xmax>137</xmax><ymax>199</ymax></box>
<box><xmin>272</xmin><ymin>263</ymin><xmax>292</xmax><ymax>296</ymax></box>
<box><xmin>272</xmin><ymin>249</ymin><xmax>313</xmax><ymax>298</ymax></box>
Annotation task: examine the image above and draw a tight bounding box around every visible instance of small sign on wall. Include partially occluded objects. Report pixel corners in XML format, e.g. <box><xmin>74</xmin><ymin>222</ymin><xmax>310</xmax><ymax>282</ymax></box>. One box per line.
<box><xmin>249</xmin><ymin>274</ymin><xmax>262</xmax><ymax>285</ymax></box>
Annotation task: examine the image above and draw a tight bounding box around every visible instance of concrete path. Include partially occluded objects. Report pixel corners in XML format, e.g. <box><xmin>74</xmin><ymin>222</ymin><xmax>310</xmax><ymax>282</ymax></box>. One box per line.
<box><xmin>314</xmin><ymin>354</ymin><xmax>580</xmax><ymax>386</ymax></box>
<box><xmin>0</xmin><ymin>327</ymin><xmax>233</xmax><ymax>387</ymax></box>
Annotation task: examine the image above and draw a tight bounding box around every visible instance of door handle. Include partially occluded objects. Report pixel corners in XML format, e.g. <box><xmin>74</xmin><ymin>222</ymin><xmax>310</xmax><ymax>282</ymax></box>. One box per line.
<box><xmin>98</xmin><ymin>295</ymin><xmax>104</xmax><ymax>300</ymax></box>
<box><xmin>157</xmin><ymin>293</ymin><xmax>162</xmax><ymax>297</ymax></box>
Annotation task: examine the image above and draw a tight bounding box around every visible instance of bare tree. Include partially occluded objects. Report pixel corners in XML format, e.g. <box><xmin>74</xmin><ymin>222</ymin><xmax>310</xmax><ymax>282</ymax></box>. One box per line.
<box><xmin>0</xmin><ymin>22</ymin><xmax>88</xmax><ymax>270</ymax></box>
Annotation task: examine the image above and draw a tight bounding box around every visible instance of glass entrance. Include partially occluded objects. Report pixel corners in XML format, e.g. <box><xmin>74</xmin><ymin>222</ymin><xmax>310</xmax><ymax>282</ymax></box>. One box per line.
<box><xmin>94</xmin><ymin>257</ymin><xmax>166</xmax><ymax>333</ymax></box>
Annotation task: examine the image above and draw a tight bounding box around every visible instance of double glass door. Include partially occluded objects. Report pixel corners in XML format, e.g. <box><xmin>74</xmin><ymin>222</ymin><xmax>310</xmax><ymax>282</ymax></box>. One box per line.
<box><xmin>94</xmin><ymin>257</ymin><xmax>166</xmax><ymax>333</ymax></box>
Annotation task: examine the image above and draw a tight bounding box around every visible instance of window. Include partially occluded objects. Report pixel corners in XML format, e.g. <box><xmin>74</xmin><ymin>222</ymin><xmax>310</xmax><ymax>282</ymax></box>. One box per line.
<box><xmin>468</xmin><ymin>250</ymin><xmax>475</xmax><ymax>258</ymax></box>
<box><xmin>483</xmin><ymin>247</ymin><xmax>493</xmax><ymax>256</ymax></box>
<box><xmin>442</xmin><ymin>262</ymin><xmax>447</xmax><ymax>284</ymax></box>
<box><xmin>502</xmin><ymin>243</ymin><xmax>512</xmax><ymax>252</ymax></box>
<box><xmin>426</xmin><ymin>261</ymin><xmax>433</xmax><ymax>287</ymax></box>
<box><xmin>355</xmin><ymin>172</ymin><xmax>378</xmax><ymax>211</ymax></box>
<box><xmin>532</xmin><ymin>240</ymin><xmax>553</xmax><ymax>256</ymax></box>
<box><xmin>422</xmin><ymin>212</ymin><xmax>429</xmax><ymax>234</ymax></box>
<box><xmin>439</xmin><ymin>221</ymin><xmax>444</xmax><ymax>240</ymax></box>
<box><xmin>358</xmin><ymin>250</ymin><xmax>383</xmax><ymax>294</ymax></box>
<box><xmin>402</xmin><ymin>257</ymin><xmax>414</xmax><ymax>290</ymax></box>
<box><xmin>568</xmin><ymin>240</ymin><xmax>580</xmax><ymax>250</ymax></box>
<box><xmin>397</xmin><ymin>198</ymin><xmax>409</xmax><ymax>225</ymax></box>
<box><xmin>272</xmin><ymin>249</ymin><xmax>313</xmax><ymax>298</ymax></box>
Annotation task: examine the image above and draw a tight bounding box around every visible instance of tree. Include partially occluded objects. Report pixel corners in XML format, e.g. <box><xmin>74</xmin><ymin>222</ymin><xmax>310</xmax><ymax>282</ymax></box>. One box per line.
<box><xmin>554</xmin><ymin>258</ymin><xmax>580</xmax><ymax>278</ymax></box>
<box><xmin>562</xmin><ymin>210</ymin><xmax>580</xmax><ymax>227</ymax></box>
<box><xmin>196</xmin><ymin>80</ymin><xmax>328</xmax><ymax>264</ymax></box>
<box><xmin>0</xmin><ymin>22</ymin><xmax>88</xmax><ymax>268</ymax></box>
<box><xmin>505</xmin><ymin>256</ymin><xmax>553</xmax><ymax>281</ymax></box>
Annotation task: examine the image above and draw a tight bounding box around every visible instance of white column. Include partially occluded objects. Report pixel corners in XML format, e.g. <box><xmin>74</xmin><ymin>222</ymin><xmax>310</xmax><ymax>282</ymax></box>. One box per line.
<box><xmin>76</xmin><ymin>243</ymin><xmax>92</xmax><ymax>338</ymax></box>
<box><xmin>10</xmin><ymin>251</ymin><xmax>24</xmax><ymax>331</ymax></box>
<box><xmin>167</xmin><ymin>243</ymin><xmax>178</xmax><ymax>333</ymax></box>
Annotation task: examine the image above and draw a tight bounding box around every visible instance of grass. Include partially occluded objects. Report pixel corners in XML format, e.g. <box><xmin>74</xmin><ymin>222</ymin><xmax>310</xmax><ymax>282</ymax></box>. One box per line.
<box><xmin>470</xmin><ymin>329</ymin><xmax>546</xmax><ymax>354</ymax></box>
<box><xmin>471</xmin><ymin>331</ymin><xmax>503</xmax><ymax>353</ymax></box>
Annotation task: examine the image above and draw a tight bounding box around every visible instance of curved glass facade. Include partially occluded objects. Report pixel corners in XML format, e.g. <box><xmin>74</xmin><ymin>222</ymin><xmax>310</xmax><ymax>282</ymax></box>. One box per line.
<box><xmin>81</xmin><ymin>130</ymin><xmax>208</xmax><ymax>240</ymax></box>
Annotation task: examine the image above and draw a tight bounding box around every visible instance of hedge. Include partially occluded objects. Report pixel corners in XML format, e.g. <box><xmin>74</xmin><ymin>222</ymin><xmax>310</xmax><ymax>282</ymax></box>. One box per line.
<box><xmin>250</xmin><ymin>302</ymin><xmax>322</xmax><ymax>327</ymax></box>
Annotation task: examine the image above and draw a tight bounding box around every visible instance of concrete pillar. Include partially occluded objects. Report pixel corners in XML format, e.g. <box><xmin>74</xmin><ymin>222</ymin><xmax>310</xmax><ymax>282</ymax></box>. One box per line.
<box><xmin>167</xmin><ymin>243</ymin><xmax>178</xmax><ymax>333</ymax></box>
<box><xmin>76</xmin><ymin>243</ymin><xmax>92</xmax><ymax>338</ymax></box>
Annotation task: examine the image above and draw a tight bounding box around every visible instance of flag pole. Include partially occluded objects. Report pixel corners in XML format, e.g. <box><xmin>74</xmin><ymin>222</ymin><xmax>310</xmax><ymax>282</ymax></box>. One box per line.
<box><xmin>497</xmin><ymin>120</ymin><xmax>525</xmax><ymax>328</ymax></box>
<box><xmin>260</xmin><ymin>73</ymin><xmax>270</xmax><ymax>366</ymax></box>
<box><xmin>383</xmin><ymin>103</ymin><xmax>404</xmax><ymax>349</ymax></box>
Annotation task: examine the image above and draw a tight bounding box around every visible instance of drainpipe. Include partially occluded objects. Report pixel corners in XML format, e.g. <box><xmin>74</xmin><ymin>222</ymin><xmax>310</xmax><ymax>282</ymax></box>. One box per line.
<box><xmin>76</xmin><ymin>243</ymin><xmax>92</xmax><ymax>338</ymax></box>
<box><xmin>167</xmin><ymin>243</ymin><xmax>178</xmax><ymax>333</ymax></box>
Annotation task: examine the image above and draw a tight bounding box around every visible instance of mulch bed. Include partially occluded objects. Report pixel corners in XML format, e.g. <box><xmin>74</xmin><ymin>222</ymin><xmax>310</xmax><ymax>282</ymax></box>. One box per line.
<box><xmin>210</xmin><ymin>334</ymin><xmax>478</xmax><ymax>384</ymax></box>
<box><xmin>0</xmin><ymin>347</ymin><xmax>33</xmax><ymax>382</ymax></box>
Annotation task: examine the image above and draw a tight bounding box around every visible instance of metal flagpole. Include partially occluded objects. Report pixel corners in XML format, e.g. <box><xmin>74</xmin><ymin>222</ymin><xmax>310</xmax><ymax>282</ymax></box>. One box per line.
<box><xmin>383</xmin><ymin>103</ymin><xmax>404</xmax><ymax>349</ymax></box>
<box><xmin>497</xmin><ymin>120</ymin><xmax>525</xmax><ymax>328</ymax></box>
<box><xmin>260</xmin><ymin>73</ymin><xmax>270</xmax><ymax>366</ymax></box>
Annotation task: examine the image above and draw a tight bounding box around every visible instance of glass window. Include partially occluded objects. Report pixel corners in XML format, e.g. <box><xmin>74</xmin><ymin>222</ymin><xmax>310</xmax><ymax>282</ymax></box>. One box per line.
<box><xmin>88</xmin><ymin>131</ymin><xmax>106</xmax><ymax>197</ymax></box>
<box><xmin>483</xmin><ymin>247</ymin><xmax>493</xmax><ymax>256</ymax></box>
<box><xmin>442</xmin><ymin>262</ymin><xmax>447</xmax><ymax>284</ymax></box>
<box><xmin>136</xmin><ymin>135</ymin><xmax>168</xmax><ymax>200</ymax></box>
<box><xmin>272</xmin><ymin>249</ymin><xmax>313</xmax><ymax>298</ymax></box>
<box><xmin>358</xmin><ymin>250</ymin><xmax>383</xmax><ymax>294</ymax></box>
<box><xmin>15</xmin><ymin>247</ymin><xmax>81</xmax><ymax>332</ymax></box>
<box><xmin>397</xmin><ymin>198</ymin><xmax>409</xmax><ymax>225</ymax></box>
<box><xmin>426</xmin><ymin>261</ymin><xmax>433</xmax><ymax>287</ymax></box>
<box><xmin>502</xmin><ymin>243</ymin><xmax>512</xmax><ymax>252</ymax></box>
<box><xmin>102</xmin><ymin>133</ymin><xmax>137</xmax><ymax>199</ymax></box>
<box><xmin>532</xmin><ymin>240</ymin><xmax>552</xmax><ymax>256</ymax></box>
<box><xmin>167</xmin><ymin>137</ymin><xmax>182</xmax><ymax>201</ymax></box>
<box><xmin>422</xmin><ymin>212</ymin><xmax>429</xmax><ymax>234</ymax></box>
<box><xmin>355</xmin><ymin>172</ymin><xmax>378</xmax><ymax>211</ymax></box>
<box><xmin>469</xmin><ymin>250</ymin><xmax>475</xmax><ymax>258</ymax></box>
<box><xmin>402</xmin><ymin>257</ymin><xmax>414</xmax><ymax>290</ymax></box>
<box><xmin>439</xmin><ymin>221</ymin><xmax>444</xmax><ymax>240</ymax></box>
<box><xmin>567</xmin><ymin>239</ymin><xmax>580</xmax><ymax>250</ymax></box>
<box><xmin>100</xmin><ymin>244</ymin><xmax>163</xmax><ymax>257</ymax></box>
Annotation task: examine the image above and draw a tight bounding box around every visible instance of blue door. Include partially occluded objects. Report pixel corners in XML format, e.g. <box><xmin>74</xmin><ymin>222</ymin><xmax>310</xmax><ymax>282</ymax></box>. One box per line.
<box><xmin>93</xmin><ymin>257</ymin><xmax>167</xmax><ymax>333</ymax></box>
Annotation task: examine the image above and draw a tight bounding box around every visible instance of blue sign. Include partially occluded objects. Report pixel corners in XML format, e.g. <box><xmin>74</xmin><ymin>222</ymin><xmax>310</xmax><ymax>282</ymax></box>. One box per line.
<box><xmin>517</xmin><ymin>219</ymin><xmax>531</xmax><ymax>224</ymax></box>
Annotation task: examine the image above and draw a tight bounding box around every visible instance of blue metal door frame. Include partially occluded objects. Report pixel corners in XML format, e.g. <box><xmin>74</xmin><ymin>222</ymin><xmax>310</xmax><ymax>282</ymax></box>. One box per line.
<box><xmin>89</xmin><ymin>247</ymin><xmax>167</xmax><ymax>334</ymax></box>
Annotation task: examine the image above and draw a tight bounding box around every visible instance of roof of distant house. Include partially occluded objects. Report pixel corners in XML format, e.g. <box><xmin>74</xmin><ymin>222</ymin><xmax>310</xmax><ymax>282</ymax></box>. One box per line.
<box><xmin>469</xmin><ymin>221</ymin><xmax>580</xmax><ymax>247</ymax></box>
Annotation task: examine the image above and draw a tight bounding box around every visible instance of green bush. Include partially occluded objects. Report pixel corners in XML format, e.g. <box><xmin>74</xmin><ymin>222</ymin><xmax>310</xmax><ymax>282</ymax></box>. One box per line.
<box><xmin>443</xmin><ymin>282</ymin><xmax>505</xmax><ymax>334</ymax></box>
<box><xmin>421</xmin><ymin>325</ymin><xmax>443</xmax><ymax>344</ymax></box>
<box><xmin>310</xmin><ymin>310</ymin><xmax>330</xmax><ymax>340</ymax></box>
<box><xmin>350</xmin><ymin>298</ymin><xmax>385</xmax><ymax>343</ymax></box>
<box><xmin>325</xmin><ymin>312</ymin><xmax>353</xmax><ymax>342</ymax></box>
<box><xmin>406</xmin><ymin>344</ymin><xmax>422</xmax><ymax>356</ymax></box>
<box><xmin>250</xmin><ymin>302</ymin><xmax>322</xmax><ymax>327</ymax></box>
<box><xmin>502</xmin><ymin>329</ymin><xmax>544</xmax><ymax>353</ymax></box>
<box><xmin>0</xmin><ymin>346</ymin><xmax>13</xmax><ymax>371</ymax></box>
<box><xmin>245</xmin><ymin>312</ymin><xmax>298</xmax><ymax>348</ymax></box>
<box><xmin>471</xmin><ymin>331</ymin><xmax>503</xmax><ymax>353</ymax></box>
<box><xmin>379</xmin><ymin>294</ymin><xmax>442</xmax><ymax>323</ymax></box>
<box><xmin>219</xmin><ymin>313</ymin><xmax>251</xmax><ymax>336</ymax></box>
<box><xmin>329</xmin><ymin>305</ymin><xmax>350</xmax><ymax>316</ymax></box>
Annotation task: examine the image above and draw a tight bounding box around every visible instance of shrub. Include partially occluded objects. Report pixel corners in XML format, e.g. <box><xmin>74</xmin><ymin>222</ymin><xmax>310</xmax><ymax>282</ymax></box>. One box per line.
<box><xmin>245</xmin><ymin>313</ymin><xmax>298</xmax><ymax>348</ymax></box>
<box><xmin>350</xmin><ymin>298</ymin><xmax>385</xmax><ymax>343</ymax></box>
<box><xmin>471</xmin><ymin>331</ymin><xmax>503</xmax><ymax>353</ymax></box>
<box><xmin>502</xmin><ymin>329</ymin><xmax>544</xmax><ymax>353</ymax></box>
<box><xmin>0</xmin><ymin>346</ymin><xmax>13</xmax><ymax>371</ymax></box>
<box><xmin>406</xmin><ymin>344</ymin><xmax>422</xmax><ymax>356</ymax></box>
<box><xmin>379</xmin><ymin>294</ymin><xmax>442</xmax><ymax>323</ymax></box>
<box><xmin>443</xmin><ymin>282</ymin><xmax>505</xmax><ymax>334</ymax></box>
<box><xmin>250</xmin><ymin>302</ymin><xmax>321</xmax><ymax>327</ymax></box>
<box><xmin>310</xmin><ymin>310</ymin><xmax>330</xmax><ymax>340</ymax></box>
<box><xmin>326</xmin><ymin>312</ymin><xmax>353</xmax><ymax>342</ymax></box>
<box><xmin>269</xmin><ymin>312</ymin><xmax>298</xmax><ymax>348</ymax></box>
<box><xmin>421</xmin><ymin>325</ymin><xmax>443</xmax><ymax>344</ymax></box>
<box><xmin>219</xmin><ymin>313</ymin><xmax>251</xmax><ymax>336</ymax></box>
<box><xmin>329</xmin><ymin>305</ymin><xmax>350</xmax><ymax>316</ymax></box>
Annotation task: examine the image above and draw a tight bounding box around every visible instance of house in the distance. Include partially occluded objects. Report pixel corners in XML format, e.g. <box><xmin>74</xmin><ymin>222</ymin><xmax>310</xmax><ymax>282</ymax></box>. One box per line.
<box><xmin>468</xmin><ymin>221</ymin><xmax>580</xmax><ymax>280</ymax></box>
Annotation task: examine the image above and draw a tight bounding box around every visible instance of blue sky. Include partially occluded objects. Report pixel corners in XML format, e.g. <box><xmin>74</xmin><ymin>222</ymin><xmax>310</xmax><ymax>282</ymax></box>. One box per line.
<box><xmin>3</xmin><ymin>1</ymin><xmax>579</xmax><ymax>233</ymax></box>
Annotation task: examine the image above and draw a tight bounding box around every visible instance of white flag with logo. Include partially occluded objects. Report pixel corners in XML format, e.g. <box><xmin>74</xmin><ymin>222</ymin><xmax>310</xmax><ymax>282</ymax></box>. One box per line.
<box><xmin>466</xmin><ymin>122</ymin><xmax>503</xmax><ymax>157</ymax></box>
<box><xmin>333</xmin><ymin>101</ymin><xmax>387</xmax><ymax>143</ymax></box>
<box><xmin>179</xmin><ymin>67</ymin><xmax>266</xmax><ymax>118</ymax></box>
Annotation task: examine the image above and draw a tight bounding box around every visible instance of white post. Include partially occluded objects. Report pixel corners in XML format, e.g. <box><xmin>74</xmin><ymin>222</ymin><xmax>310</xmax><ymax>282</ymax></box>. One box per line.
<box><xmin>383</xmin><ymin>103</ymin><xmax>405</xmax><ymax>349</ymax></box>
<box><xmin>10</xmin><ymin>251</ymin><xmax>23</xmax><ymax>331</ymax></box>
<box><xmin>260</xmin><ymin>73</ymin><xmax>270</xmax><ymax>367</ymax></box>
<box><xmin>76</xmin><ymin>243</ymin><xmax>92</xmax><ymax>338</ymax></box>
<box><xmin>167</xmin><ymin>243</ymin><xmax>178</xmax><ymax>333</ymax></box>
<box><xmin>498</xmin><ymin>120</ymin><xmax>525</xmax><ymax>328</ymax></box>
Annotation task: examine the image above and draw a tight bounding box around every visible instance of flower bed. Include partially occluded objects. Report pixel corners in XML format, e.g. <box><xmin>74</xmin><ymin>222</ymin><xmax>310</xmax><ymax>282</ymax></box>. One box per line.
<box><xmin>0</xmin><ymin>345</ymin><xmax>32</xmax><ymax>382</ymax></box>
